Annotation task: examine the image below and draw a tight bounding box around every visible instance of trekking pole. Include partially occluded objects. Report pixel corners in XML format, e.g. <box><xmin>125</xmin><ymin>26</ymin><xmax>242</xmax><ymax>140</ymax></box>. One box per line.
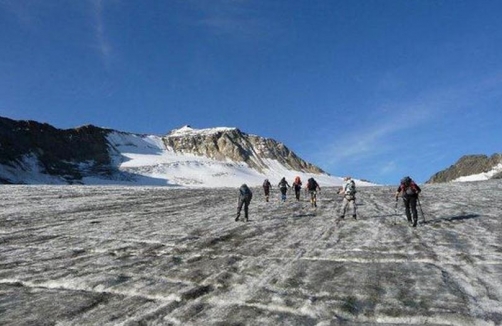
<box><xmin>394</xmin><ymin>197</ymin><xmax>399</xmax><ymax>225</ymax></box>
<box><xmin>417</xmin><ymin>196</ymin><xmax>426</xmax><ymax>223</ymax></box>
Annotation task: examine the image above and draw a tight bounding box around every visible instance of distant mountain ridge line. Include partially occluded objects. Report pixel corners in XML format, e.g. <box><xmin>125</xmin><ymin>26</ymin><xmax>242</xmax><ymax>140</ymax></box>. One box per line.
<box><xmin>0</xmin><ymin>116</ymin><xmax>329</xmax><ymax>186</ymax></box>
<box><xmin>427</xmin><ymin>153</ymin><xmax>502</xmax><ymax>183</ymax></box>
<box><xmin>2</xmin><ymin>116</ymin><xmax>500</xmax><ymax>186</ymax></box>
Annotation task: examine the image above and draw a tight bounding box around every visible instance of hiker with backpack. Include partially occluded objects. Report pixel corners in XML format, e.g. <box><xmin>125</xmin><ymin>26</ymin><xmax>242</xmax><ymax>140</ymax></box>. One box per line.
<box><xmin>262</xmin><ymin>179</ymin><xmax>272</xmax><ymax>202</ymax></box>
<box><xmin>338</xmin><ymin>176</ymin><xmax>357</xmax><ymax>219</ymax></box>
<box><xmin>292</xmin><ymin>176</ymin><xmax>302</xmax><ymax>201</ymax></box>
<box><xmin>278</xmin><ymin>177</ymin><xmax>291</xmax><ymax>202</ymax></box>
<box><xmin>395</xmin><ymin>176</ymin><xmax>422</xmax><ymax>227</ymax></box>
<box><xmin>236</xmin><ymin>184</ymin><xmax>253</xmax><ymax>222</ymax></box>
<box><xmin>306</xmin><ymin>177</ymin><xmax>320</xmax><ymax>208</ymax></box>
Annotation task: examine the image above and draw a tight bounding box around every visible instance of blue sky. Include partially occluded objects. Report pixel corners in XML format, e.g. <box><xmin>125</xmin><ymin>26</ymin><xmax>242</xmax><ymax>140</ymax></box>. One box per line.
<box><xmin>1</xmin><ymin>1</ymin><xmax>501</xmax><ymax>185</ymax></box>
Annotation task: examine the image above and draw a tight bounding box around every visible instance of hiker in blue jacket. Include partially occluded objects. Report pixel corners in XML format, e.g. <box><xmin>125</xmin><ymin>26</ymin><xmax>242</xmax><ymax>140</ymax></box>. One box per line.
<box><xmin>278</xmin><ymin>177</ymin><xmax>290</xmax><ymax>202</ymax></box>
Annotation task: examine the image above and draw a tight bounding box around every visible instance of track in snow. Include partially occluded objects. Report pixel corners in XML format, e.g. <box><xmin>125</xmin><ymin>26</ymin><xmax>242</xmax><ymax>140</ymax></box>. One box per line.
<box><xmin>1</xmin><ymin>182</ymin><xmax>501</xmax><ymax>325</ymax></box>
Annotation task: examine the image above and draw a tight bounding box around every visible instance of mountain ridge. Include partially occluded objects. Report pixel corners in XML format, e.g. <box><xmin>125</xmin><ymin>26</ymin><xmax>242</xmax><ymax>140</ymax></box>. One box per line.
<box><xmin>0</xmin><ymin>116</ymin><xmax>343</xmax><ymax>187</ymax></box>
<box><xmin>427</xmin><ymin>153</ymin><xmax>502</xmax><ymax>183</ymax></box>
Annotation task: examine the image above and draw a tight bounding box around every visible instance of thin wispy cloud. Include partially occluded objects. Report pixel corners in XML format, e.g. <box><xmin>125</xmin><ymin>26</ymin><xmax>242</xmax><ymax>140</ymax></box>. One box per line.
<box><xmin>90</xmin><ymin>0</ymin><xmax>112</xmax><ymax>68</ymax></box>
<box><xmin>322</xmin><ymin>104</ymin><xmax>432</xmax><ymax>165</ymax></box>
<box><xmin>317</xmin><ymin>73</ymin><xmax>502</xmax><ymax>169</ymax></box>
<box><xmin>184</xmin><ymin>0</ymin><xmax>269</xmax><ymax>40</ymax></box>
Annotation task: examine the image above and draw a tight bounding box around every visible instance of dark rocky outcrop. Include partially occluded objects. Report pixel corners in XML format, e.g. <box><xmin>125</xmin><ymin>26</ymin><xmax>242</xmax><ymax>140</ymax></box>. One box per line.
<box><xmin>427</xmin><ymin>154</ymin><xmax>502</xmax><ymax>183</ymax></box>
<box><xmin>0</xmin><ymin>116</ymin><xmax>114</xmax><ymax>183</ymax></box>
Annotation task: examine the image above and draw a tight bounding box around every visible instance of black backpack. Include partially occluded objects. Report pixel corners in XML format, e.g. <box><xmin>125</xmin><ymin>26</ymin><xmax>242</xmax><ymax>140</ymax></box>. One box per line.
<box><xmin>307</xmin><ymin>178</ymin><xmax>317</xmax><ymax>190</ymax></box>
<box><xmin>240</xmin><ymin>185</ymin><xmax>252</xmax><ymax>199</ymax></box>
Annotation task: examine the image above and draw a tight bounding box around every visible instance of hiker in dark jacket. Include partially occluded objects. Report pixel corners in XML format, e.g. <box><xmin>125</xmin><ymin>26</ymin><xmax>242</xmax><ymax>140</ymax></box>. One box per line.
<box><xmin>278</xmin><ymin>177</ymin><xmax>290</xmax><ymax>202</ymax></box>
<box><xmin>306</xmin><ymin>177</ymin><xmax>320</xmax><ymax>208</ymax></box>
<box><xmin>292</xmin><ymin>176</ymin><xmax>302</xmax><ymax>201</ymax></box>
<box><xmin>262</xmin><ymin>179</ymin><xmax>272</xmax><ymax>202</ymax></box>
<box><xmin>236</xmin><ymin>184</ymin><xmax>253</xmax><ymax>222</ymax></box>
<box><xmin>395</xmin><ymin>176</ymin><xmax>422</xmax><ymax>227</ymax></box>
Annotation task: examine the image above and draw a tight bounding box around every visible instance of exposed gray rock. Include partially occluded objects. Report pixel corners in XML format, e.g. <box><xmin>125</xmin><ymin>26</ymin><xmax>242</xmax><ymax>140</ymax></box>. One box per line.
<box><xmin>427</xmin><ymin>154</ymin><xmax>502</xmax><ymax>183</ymax></box>
<box><xmin>163</xmin><ymin>128</ymin><xmax>324</xmax><ymax>174</ymax></box>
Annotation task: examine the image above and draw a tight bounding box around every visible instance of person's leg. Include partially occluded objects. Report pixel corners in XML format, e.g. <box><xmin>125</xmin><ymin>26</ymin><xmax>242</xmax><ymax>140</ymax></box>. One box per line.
<box><xmin>403</xmin><ymin>198</ymin><xmax>412</xmax><ymax>223</ymax></box>
<box><xmin>310</xmin><ymin>191</ymin><xmax>316</xmax><ymax>207</ymax></box>
<box><xmin>244</xmin><ymin>199</ymin><xmax>250</xmax><ymax>221</ymax></box>
<box><xmin>340</xmin><ymin>198</ymin><xmax>348</xmax><ymax>218</ymax></box>
<box><xmin>409</xmin><ymin>197</ymin><xmax>418</xmax><ymax>226</ymax></box>
<box><xmin>351</xmin><ymin>199</ymin><xmax>357</xmax><ymax>218</ymax></box>
<box><xmin>236</xmin><ymin>199</ymin><xmax>244</xmax><ymax>221</ymax></box>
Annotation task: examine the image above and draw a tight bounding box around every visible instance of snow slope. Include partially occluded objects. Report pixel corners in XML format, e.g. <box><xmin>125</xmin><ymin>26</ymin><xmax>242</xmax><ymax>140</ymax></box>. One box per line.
<box><xmin>1</xmin><ymin>181</ymin><xmax>501</xmax><ymax>325</ymax></box>
<box><xmin>453</xmin><ymin>163</ymin><xmax>502</xmax><ymax>182</ymax></box>
<box><xmin>105</xmin><ymin>131</ymin><xmax>359</xmax><ymax>188</ymax></box>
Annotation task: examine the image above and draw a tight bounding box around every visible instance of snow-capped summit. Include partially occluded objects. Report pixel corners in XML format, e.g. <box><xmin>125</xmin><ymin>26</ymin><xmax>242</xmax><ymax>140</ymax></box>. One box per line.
<box><xmin>168</xmin><ymin>125</ymin><xmax>236</xmax><ymax>137</ymax></box>
<box><xmin>0</xmin><ymin>116</ymin><xmax>364</xmax><ymax>187</ymax></box>
<box><xmin>107</xmin><ymin>125</ymin><xmax>352</xmax><ymax>187</ymax></box>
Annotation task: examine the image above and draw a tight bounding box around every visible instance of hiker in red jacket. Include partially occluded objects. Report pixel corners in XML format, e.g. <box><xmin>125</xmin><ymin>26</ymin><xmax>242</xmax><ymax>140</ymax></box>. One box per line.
<box><xmin>292</xmin><ymin>176</ymin><xmax>302</xmax><ymax>201</ymax></box>
<box><xmin>262</xmin><ymin>179</ymin><xmax>272</xmax><ymax>202</ymax></box>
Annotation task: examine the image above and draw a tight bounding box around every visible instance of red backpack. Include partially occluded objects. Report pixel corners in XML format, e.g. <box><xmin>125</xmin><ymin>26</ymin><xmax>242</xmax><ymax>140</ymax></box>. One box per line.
<box><xmin>401</xmin><ymin>177</ymin><xmax>418</xmax><ymax>195</ymax></box>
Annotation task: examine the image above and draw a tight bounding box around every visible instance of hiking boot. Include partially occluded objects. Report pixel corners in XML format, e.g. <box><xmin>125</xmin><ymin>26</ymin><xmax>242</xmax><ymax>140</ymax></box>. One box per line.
<box><xmin>235</xmin><ymin>213</ymin><xmax>240</xmax><ymax>222</ymax></box>
<box><xmin>339</xmin><ymin>215</ymin><xmax>345</xmax><ymax>219</ymax></box>
<box><xmin>352</xmin><ymin>215</ymin><xmax>357</xmax><ymax>220</ymax></box>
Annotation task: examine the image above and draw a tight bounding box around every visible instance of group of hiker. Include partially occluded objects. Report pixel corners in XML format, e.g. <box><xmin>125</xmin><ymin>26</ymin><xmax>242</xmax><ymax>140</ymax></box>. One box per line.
<box><xmin>236</xmin><ymin>175</ymin><xmax>422</xmax><ymax>227</ymax></box>
<box><xmin>268</xmin><ymin>176</ymin><xmax>321</xmax><ymax>205</ymax></box>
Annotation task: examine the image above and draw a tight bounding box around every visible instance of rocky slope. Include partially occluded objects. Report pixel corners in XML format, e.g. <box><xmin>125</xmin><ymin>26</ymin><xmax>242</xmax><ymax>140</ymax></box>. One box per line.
<box><xmin>427</xmin><ymin>153</ymin><xmax>502</xmax><ymax>183</ymax></box>
<box><xmin>0</xmin><ymin>117</ymin><xmax>113</xmax><ymax>184</ymax></box>
<box><xmin>164</xmin><ymin>125</ymin><xmax>324</xmax><ymax>174</ymax></box>
<box><xmin>0</xmin><ymin>117</ymin><xmax>327</xmax><ymax>185</ymax></box>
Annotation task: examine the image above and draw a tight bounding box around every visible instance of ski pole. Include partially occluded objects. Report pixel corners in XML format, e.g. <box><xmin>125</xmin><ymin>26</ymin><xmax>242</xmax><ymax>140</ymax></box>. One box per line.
<box><xmin>417</xmin><ymin>197</ymin><xmax>426</xmax><ymax>223</ymax></box>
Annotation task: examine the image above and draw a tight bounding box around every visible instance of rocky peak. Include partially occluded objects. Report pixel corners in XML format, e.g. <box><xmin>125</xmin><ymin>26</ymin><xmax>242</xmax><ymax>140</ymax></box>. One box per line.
<box><xmin>427</xmin><ymin>153</ymin><xmax>502</xmax><ymax>183</ymax></box>
<box><xmin>0</xmin><ymin>116</ymin><xmax>113</xmax><ymax>183</ymax></box>
<box><xmin>163</xmin><ymin>126</ymin><xmax>324</xmax><ymax>174</ymax></box>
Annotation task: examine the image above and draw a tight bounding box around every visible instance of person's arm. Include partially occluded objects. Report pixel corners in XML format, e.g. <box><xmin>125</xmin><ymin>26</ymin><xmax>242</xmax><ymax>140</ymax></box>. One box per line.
<box><xmin>395</xmin><ymin>185</ymin><xmax>402</xmax><ymax>200</ymax></box>
<box><xmin>415</xmin><ymin>183</ymin><xmax>422</xmax><ymax>194</ymax></box>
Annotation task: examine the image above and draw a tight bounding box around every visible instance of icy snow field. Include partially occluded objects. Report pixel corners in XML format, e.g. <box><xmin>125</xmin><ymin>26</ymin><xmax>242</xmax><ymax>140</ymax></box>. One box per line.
<box><xmin>1</xmin><ymin>181</ymin><xmax>502</xmax><ymax>325</ymax></box>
